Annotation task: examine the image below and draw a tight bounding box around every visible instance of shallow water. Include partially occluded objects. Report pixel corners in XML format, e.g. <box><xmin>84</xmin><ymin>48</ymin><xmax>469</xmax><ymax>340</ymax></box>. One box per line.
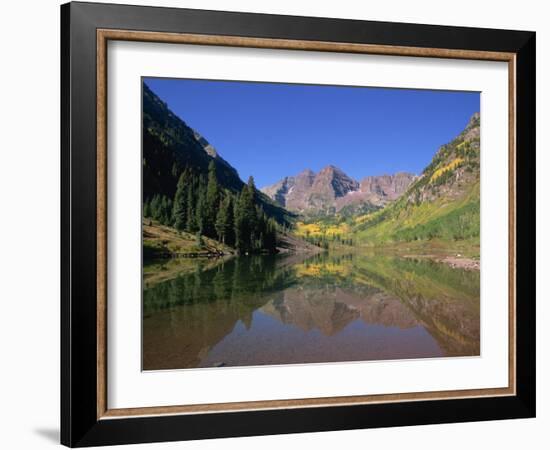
<box><xmin>142</xmin><ymin>252</ymin><xmax>480</xmax><ymax>370</ymax></box>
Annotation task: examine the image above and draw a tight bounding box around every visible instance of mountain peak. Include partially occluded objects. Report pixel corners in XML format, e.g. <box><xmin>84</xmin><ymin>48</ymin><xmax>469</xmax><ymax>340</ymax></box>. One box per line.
<box><xmin>462</xmin><ymin>112</ymin><xmax>480</xmax><ymax>141</ymax></box>
<box><xmin>316</xmin><ymin>165</ymin><xmax>354</xmax><ymax>184</ymax></box>
<box><xmin>298</xmin><ymin>168</ymin><xmax>315</xmax><ymax>177</ymax></box>
<box><xmin>465</xmin><ymin>112</ymin><xmax>480</xmax><ymax>130</ymax></box>
<box><xmin>309</xmin><ymin>165</ymin><xmax>359</xmax><ymax>207</ymax></box>
<box><xmin>320</xmin><ymin>164</ymin><xmax>342</xmax><ymax>173</ymax></box>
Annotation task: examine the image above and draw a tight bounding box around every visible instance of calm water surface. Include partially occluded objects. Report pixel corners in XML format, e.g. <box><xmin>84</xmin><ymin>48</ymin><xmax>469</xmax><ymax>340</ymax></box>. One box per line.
<box><xmin>143</xmin><ymin>252</ymin><xmax>480</xmax><ymax>370</ymax></box>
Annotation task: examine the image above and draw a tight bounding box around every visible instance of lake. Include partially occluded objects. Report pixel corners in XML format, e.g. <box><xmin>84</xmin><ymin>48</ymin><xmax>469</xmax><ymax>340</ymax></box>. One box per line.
<box><xmin>143</xmin><ymin>252</ymin><xmax>480</xmax><ymax>370</ymax></box>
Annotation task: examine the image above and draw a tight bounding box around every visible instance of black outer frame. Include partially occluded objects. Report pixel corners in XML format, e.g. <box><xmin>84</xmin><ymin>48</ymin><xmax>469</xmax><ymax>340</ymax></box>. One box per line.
<box><xmin>60</xmin><ymin>1</ymin><xmax>536</xmax><ymax>447</ymax></box>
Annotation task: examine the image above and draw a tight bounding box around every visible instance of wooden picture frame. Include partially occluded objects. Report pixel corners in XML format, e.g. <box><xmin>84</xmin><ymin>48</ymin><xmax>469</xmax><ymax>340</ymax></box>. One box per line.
<box><xmin>61</xmin><ymin>1</ymin><xmax>535</xmax><ymax>447</ymax></box>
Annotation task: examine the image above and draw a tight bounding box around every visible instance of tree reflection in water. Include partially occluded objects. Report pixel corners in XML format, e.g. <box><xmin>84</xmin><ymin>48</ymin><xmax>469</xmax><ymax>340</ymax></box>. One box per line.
<box><xmin>143</xmin><ymin>252</ymin><xmax>479</xmax><ymax>370</ymax></box>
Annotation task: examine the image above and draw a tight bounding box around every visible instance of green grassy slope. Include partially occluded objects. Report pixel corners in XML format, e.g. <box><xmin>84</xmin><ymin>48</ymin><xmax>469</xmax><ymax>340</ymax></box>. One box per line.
<box><xmin>354</xmin><ymin>181</ymin><xmax>479</xmax><ymax>244</ymax></box>
<box><xmin>143</xmin><ymin>219</ymin><xmax>234</xmax><ymax>259</ymax></box>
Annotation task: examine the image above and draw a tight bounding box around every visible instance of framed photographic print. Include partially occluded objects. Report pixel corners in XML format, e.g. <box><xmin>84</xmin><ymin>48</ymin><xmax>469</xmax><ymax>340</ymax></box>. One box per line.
<box><xmin>60</xmin><ymin>1</ymin><xmax>536</xmax><ymax>447</ymax></box>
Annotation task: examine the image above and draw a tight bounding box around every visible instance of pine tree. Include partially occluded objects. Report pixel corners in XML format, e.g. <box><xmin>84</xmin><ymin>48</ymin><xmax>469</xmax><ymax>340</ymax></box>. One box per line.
<box><xmin>167</xmin><ymin>197</ymin><xmax>173</xmax><ymax>224</ymax></box>
<box><xmin>233</xmin><ymin>194</ymin><xmax>242</xmax><ymax>250</ymax></box>
<box><xmin>234</xmin><ymin>189</ymin><xmax>248</xmax><ymax>254</ymax></box>
<box><xmin>264</xmin><ymin>217</ymin><xmax>277</xmax><ymax>252</ymax></box>
<box><xmin>247</xmin><ymin>177</ymin><xmax>260</xmax><ymax>243</ymax></box>
<box><xmin>205</xmin><ymin>161</ymin><xmax>220</xmax><ymax>237</ymax></box>
<box><xmin>225</xmin><ymin>196</ymin><xmax>235</xmax><ymax>247</ymax></box>
<box><xmin>159</xmin><ymin>196</ymin><xmax>172</xmax><ymax>225</ymax></box>
<box><xmin>195</xmin><ymin>176</ymin><xmax>207</xmax><ymax>236</ymax></box>
<box><xmin>215</xmin><ymin>195</ymin><xmax>230</xmax><ymax>244</ymax></box>
<box><xmin>172</xmin><ymin>170</ymin><xmax>188</xmax><ymax>230</ymax></box>
<box><xmin>150</xmin><ymin>194</ymin><xmax>161</xmax><ymax>221</ymax></box>
<box><xmin>143</xmin><ymin>198</ymin><xmax>151</xmax><ymax>218</ymax></box>
<box><xmin>186</xmin><ymin>181</ymin><xmax>197</xmax><ymax>232</ymax></box>
<box><xmin>246</xmin><ymin>176</ymin><xmax>257</xmax><ymax>204</ymax></box>
<box><xmin>235</xmin><ymin>182</ymin><xmax>256</xmax><ymax>254</ymax></box>
<box><xmin>255</xmin><ymin>210</ymin><xmax>267</xmax><ymax>251</ymax></box>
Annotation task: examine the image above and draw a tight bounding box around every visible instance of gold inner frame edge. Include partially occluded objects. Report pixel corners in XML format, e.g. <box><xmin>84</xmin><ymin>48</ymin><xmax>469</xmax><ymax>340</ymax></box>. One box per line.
<box><xmin>96</xmin><ymin>29</ymin><xmax>517</xmax><ymax>420</ymax></box>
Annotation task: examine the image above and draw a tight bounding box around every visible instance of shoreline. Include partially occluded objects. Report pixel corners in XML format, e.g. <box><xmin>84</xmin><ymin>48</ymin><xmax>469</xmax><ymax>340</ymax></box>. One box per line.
<box><xmin>401</xmin><ymin>254</ymin><xmax>480</xmax><ymax>271</ymax></box>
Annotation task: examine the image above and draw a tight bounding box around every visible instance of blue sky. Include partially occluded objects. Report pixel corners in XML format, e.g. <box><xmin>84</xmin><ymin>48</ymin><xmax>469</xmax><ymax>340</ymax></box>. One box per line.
<box><xmin>144</xmin><ymin>77</ymin><xmax>479</xmax><ymax>188</ymax></box>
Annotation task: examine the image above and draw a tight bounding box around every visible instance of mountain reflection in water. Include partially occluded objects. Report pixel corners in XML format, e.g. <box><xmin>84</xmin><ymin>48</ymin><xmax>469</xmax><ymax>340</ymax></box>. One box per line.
<box><xmin>143</xmin><ymin>252</ymin><xmax>480</xmax><ymax>370</ymax></box>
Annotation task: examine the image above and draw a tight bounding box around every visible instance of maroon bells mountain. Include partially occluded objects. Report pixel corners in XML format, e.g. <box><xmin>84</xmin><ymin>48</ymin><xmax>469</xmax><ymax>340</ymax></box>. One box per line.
<box><xmin>261</xmin><ymin>166</ymin><xmax>416</xmax><ymax>215</ymax></box>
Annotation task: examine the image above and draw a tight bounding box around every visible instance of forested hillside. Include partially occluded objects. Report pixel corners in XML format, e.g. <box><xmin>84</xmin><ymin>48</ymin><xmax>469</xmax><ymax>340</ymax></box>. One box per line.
<box><xmin>142</xmin><ymin>83</ymin><xmax>292</xmax><ymax>226</ymax></box>
<box><xmin>142</xmin><ymin>83</ymin><xmax>295</xmax><ymax>256</ymax></box>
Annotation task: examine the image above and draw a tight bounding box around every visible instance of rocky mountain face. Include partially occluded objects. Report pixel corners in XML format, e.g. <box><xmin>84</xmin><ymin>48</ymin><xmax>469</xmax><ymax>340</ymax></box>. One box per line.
<box><xmin>404</xmin><ymin>111</ymin><xmax>480</xmax><ymax>205</ymax></box>
<box><xmin>360</xmin><ymin>173</ymin><xmax>417</xmax><ymax>202</ymax></box>
<box><xmin>311</xmin><ymin>165</ymin><xmax>359</xmax><ymax>203</ymax></box>
<box><xmin>192</xmin><ymin>130</ymin><xmax>235</xmax><ymax>172</ymax></box>
<box><xmin>261</xmin><ymin>165</ymin><xmax>415</xmax><ymax>216</ymax></box>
